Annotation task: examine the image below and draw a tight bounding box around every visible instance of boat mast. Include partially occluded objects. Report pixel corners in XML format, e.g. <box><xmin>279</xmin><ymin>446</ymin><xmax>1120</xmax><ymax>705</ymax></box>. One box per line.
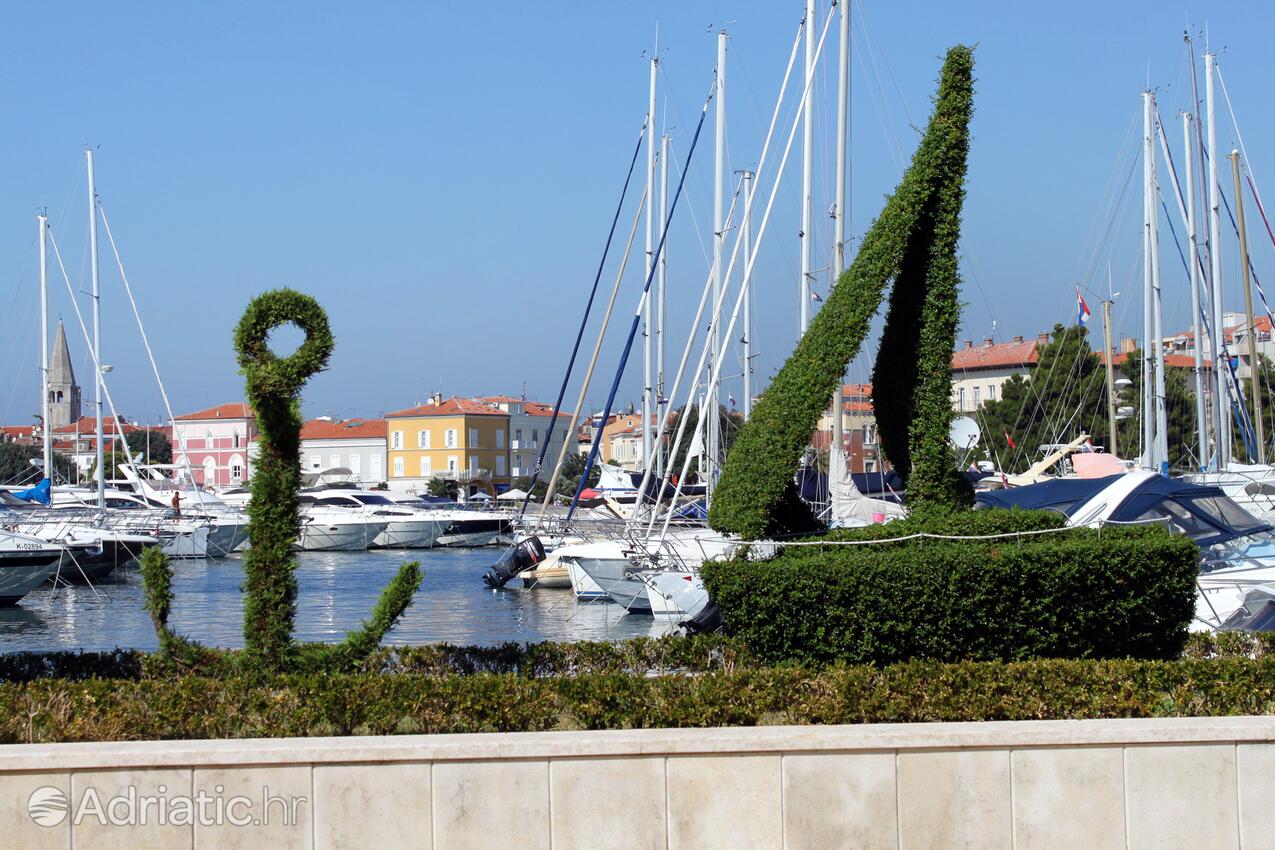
<box><xmin>799</xmin><ymin>0</ymin><xmax>816</xmax><ymax>337</ymax></box>
<box><xmin>642</xmin><ymin>45</ymin><xmax>658</xmax><ymax>478</ymax></box>
<box><xmin>740</xmin><ymin>169</ymin><xmax>754</xmax><ymax>420</ymax></box>
<box><xmin>1141</xmin><ymin>92</ymin><xmax>1154</xmax><ymax>468</ymax></box>
<box><xmin>1150</xmin><ymin>102</ymin><xmax>1168</xmax><ymax>473</ymax></box>
<box><xmin>1182</xmin><ymin>112</ymin><xmax>1209</xmax><ymax>469</ymax></box>
<box><xmin>86</xmin><ymin>149</ymin><xmax>105</xmax><ymax>508</ymax></box>
<box><xmin>1205</xmin><ymin>51</ymin><xmax>1230</xmax><ymax>468</ymax></box>
<box><xmin>1102</xmin><ymin>288</ymin><xmax>1118</xmax><ymax>456</ymax></box>
<box><xmin>38</xmin><ymin>212</ymin><xmax>52</xmax><ymax>480</ymax></box>
<box><xmin>831</xmin><ymin>0</ymin><xmax>850</xmax><ymax>465</ymax></box>
<box><xmin>656</xmin><ymin>132</ymin><xmax>669</xmax><ymax>476</ymax></box>
<box><xmin>1232</xmin><ymin>149</ymin><xmax>1265</xmax><ymax>463</ymax></box>
<box><xmin>709</xmin><ymin>28</ymin><xmax>727</xmax><ymax>493</ymax></box>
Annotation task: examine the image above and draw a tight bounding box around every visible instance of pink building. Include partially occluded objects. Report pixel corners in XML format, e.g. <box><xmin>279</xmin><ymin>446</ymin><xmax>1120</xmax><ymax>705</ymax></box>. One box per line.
<box><xmin>171</xmin><ymin>403</ymin><xmax>257</xmax><ymax>486</ymax></box>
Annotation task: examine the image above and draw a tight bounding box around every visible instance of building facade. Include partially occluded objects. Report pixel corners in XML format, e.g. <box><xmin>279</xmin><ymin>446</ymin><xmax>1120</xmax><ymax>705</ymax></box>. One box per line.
<box><xmin>171</xmin><ymin>403</ymin><xmax>256</xmax><ymax>487</ymax></box>
<box><xmin>299</xmin><ymin>418</ymin><xmax>387</xmax><ymax>485</ymax></box>
<box><xmin>476</xmin><ymin>398</ymin><xmax>576</xmax><ymax>480</ymax></box>
<box><xmin>950</xmin><ymin>335</ymin><xmax>1044</xmax><ymax>413</ymax></box>
<box><xmin>385</xmin><ymin>396</ymin><xmax>510</xmax><ymax>493</ymax></box>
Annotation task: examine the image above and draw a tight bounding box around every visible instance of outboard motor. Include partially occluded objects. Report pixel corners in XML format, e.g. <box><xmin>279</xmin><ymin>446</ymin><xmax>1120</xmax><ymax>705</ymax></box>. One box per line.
<box><xmin>482</xmin><ymin>535</ymin><xmax>547</xmax><ymax>589</ymax></box>
<box><xmin>679</xmin><ymin>598</ymin><xmax>723</xmax><ymax>634</ymax></box>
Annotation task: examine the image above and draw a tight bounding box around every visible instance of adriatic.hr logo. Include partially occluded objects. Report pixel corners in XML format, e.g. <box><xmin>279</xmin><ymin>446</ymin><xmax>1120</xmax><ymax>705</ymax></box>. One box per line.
<box><xmin>27</xmin><ymin>786</ymin><xmax>70</xmax><ymax>827</ymax></box>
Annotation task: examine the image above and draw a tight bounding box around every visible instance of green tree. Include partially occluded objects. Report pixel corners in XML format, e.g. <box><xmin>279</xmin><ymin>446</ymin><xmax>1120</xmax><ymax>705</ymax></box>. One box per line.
<box><xmin>126</xmin><ymin>429</ymin><xmax>173</xmax><ymax>464</ymax></box>
<box><xmin>710</xmin><ymin>46</ymin><xmax>976</xmax><ymax>537</ymax></box>
<box><xmin>976</xmin><ymin>323</ymin><xmax>1111</xmax><ymax>470</ymax></box>
<box><xmin>0</xmin><ymin>443</ymin><xmax>73</xmax><ymax>485</ymax></box>
<box><xmin>1115</xmin><ymin>350</ymin><xmax>1203</xmax><ymax>469</ymax></box>
<box><xmin>426</xmin><ymin>477</ymin><xmax>459</xmax><ymax>500</ymax></box>
<box><xmin>556</xmin><ymin>451</ymin><xmax>598</xmax><ymax>500</ymax></box>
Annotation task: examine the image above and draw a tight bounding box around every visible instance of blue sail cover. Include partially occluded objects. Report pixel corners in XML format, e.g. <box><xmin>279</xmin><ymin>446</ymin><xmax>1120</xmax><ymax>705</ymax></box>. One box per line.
<box><xmin>12</xmin><ymin>478</ymin><xmax>50</xmax><ymax>505</ymax></box>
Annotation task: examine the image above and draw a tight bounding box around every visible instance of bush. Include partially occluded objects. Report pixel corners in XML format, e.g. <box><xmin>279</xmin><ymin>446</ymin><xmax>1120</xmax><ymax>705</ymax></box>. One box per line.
<box><xmin>2</xmin><ymin>657</ymin><xmax>1275</xmax><ymax>743</ymax></box>
<box><xmin>702</xmin><ymin>525</ymin><xmax>1199</xmax><ymax>665</ymax></box>
<box><xmin>814</xmin><ymin>507</ymin><xmax>1067</xmax><ymax>543</ymax></box>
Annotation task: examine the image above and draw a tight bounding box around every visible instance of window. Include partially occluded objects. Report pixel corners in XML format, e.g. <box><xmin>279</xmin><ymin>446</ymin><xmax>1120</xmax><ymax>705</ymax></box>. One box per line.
<box><xmin>308</xmin><ymin>454</ymin><xmax>321</xmax><ymax>470</ymax></box>
<box><xmin>973</xmin><ymin>386</ymin><xmax>981</xmax><ymax>406</ymax></box>
<box><xmin>391</xmin><ymin>431</ymin><xmax>403</xmax><ymax>450</ymax></box>
<box><xmin>468</xmin><ymin>455</ymin><xmax>479</xmax><ymax>474</ymax></box>
<box><xmin>329</xmin><ymin>453</ymin><xmax>340</xmax><ymax>469</ymax></box>
<box><xmin>468</xmin><ymin>428</ymin><xmax>479</xmax><ymax>447</ymax></box>
<box><xmin>206</xmin><ymin>429</ymin><xmax>215</xmax><ymax>449</ymax></box>
<box><xmin>445</xmin><ymin>429</ymin><xmax>457</xmax><ymax>448</ymax></box>
<box><xmin>418</xmin><ymin>430</ymin><xmax>430</xmax><ymax>449</ymax></box>
<box><xmin>370</xmin><ymin>454</ymin><xmax>382</xmax><ymax>481</ymax></box>
<box><xmin>958</xmin><ymin>388</ymin><xmax>966</xmax><ymax>410</ymax></box>
<box><xmin>447</xmin><ymin>456</ymin><xmax>459</xmax><ymax>473</ymax></box>
<box><xmin>231</xmin><ymin>464</ymin><xmax>242</xmax><ymax>481</ymax></box>
<box><xmin>349</xmin><ymin>455</ymin><xmax>361</xmax><ymax>477</ymax></box>
<box><xmin>515</xmin><ymin>428</ymin><xmax>523</xmax><ymax>444</ymax></box>
<box><xmin>420</xmin><ymin>456</ymin><xmax>432</xmax><ymax>476</ymax></box>
<box><xmin>496</xmin><ymin>429</ymin><xmax>505</xmax><ymax>449</ymax></box>
<box><xmin>496</xmin><ymin>456</ymin><xmax>506</xmax><ymax>476</ymax></box>
<box><xmin>532</xmin><ymin>429</ymin><xmax>539</xmax><ymax>448</ymax></box>
<box><xmin>392</xmin><ymin>457</ymin><xmax>404</xmax><ymax>477</ymax></box>
<box><xmin>988</xmin><ymin>384</ymin><xmax>996</xmax><ymax>401</ymax></box>
<box><xmin>233</xmin><ymin>431</ymin><xmax>241</xmax><ymax>448</ymax></box>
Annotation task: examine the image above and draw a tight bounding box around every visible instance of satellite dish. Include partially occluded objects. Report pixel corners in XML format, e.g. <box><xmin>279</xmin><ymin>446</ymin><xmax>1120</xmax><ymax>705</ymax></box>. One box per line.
<box><xmin>949</xmin><ymin>416</ymin><xmax>981</xmax><ymax>449</ymax></box>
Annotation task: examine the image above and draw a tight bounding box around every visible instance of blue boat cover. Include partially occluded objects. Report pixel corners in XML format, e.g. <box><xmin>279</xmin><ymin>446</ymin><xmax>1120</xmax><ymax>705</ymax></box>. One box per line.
<box><xmin>12</xmin><ymin>478</ymin><xmax>50</xmax><ymax>505</ymax></box>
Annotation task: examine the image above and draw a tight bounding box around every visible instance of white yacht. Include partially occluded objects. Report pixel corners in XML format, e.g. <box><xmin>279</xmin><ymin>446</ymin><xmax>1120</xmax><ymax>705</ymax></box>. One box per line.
<box><xmin>297</xmin><ymin>498</ymin><xmax>388</xmax><ymax>551</ymax></box>
<box><xmin>48</xmin><ymin>486</ymin><xmax>212</xmax><ymax>559</ymax></box>
<box><xmin>300</xmin><ymin>488</ymin><xmax>447</xmax><ymax>548</ymax></box>
<box><xmin>0</xmin><ymin>529</ymin><xmax>73</xmax><ymax>604</ymax></box>
<box><xmin>385</xmin><ymin>493</ymin><xmax>512</xmax><ymax>547</ymax></box>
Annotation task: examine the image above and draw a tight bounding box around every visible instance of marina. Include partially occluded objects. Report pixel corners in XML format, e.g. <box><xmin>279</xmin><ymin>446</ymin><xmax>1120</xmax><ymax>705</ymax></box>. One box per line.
<box><xmin>0</xmin><ymin>547</ymin><xmax>666</xmax><ymax>653</ymax></box>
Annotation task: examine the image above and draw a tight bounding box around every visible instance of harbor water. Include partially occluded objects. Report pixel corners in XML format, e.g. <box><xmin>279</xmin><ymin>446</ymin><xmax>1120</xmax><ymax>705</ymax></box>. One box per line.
<box><xmin>0</xmin><ymin>548</ymin><xmax>669</xmax><ymax>653</ymax></box>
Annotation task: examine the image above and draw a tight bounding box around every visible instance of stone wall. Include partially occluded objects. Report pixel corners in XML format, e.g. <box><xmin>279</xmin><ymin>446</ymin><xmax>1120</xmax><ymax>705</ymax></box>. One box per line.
<box><xmin>1</xmin><ymin>716</ymin><xmax>1271</xmax><ymax>848</ymax></box>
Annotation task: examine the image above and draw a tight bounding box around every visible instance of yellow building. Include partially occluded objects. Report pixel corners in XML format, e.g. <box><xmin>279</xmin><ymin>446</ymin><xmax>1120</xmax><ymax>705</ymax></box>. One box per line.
<box><xmin>385</xmin><ymin>395</ymin><xmax>510</xmax><ymax>493</ymax></box>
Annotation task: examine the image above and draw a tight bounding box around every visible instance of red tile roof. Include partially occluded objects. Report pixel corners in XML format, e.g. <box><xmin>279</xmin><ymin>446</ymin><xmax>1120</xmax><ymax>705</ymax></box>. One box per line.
<box><xmin>1098</xmin><ymin>351</ymin><xmax>1210</xmax><ymax>369</ymax></box>
<box><xmin>476</xmin><ymin>395</ymin><xmax>525</xmax><ymax>404</ymax></box>
<box><xmin>524</xmin><ymin>402</ymin><xmax>557</xmax><ymax>417</ymax></box>
<box><xmin>841</xmin><ymin>383</ymin><xmax>873</xmax><ymax>398</ymax></box>
<box><xmin>174</xmin><ymin>403</ymin><xmax>252</xmax><ymax>421</ymax></box>
<box><xmin>0</xmin><ymin>425</ymin><xmax>35</xmax><ymax>439</ymax></box>
<box><xmin>951</xmin><ymin>339</ymin><xmax>1040</xmax><ymax>371</ymax></box>
<box><xmin>299</xmin><ymin>418</ymin><xmax>387</xmax><ymax>440</ymax></box>
<box><xmin>52</xmin><ymin>415</ymin><xmax>137</xmax><ymax>436</ymax></box>
<box><xmin>385</xmin><ymin>397</ymin><xmax>506</xmax><ymax>418</ymax></box>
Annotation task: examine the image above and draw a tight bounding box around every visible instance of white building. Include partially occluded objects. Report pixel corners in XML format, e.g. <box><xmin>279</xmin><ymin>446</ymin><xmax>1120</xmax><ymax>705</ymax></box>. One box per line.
<box><xmin>950</xmin><ymin>335</ymin><xmax>1044</xmax><ymax>413</ymax></box>
<box><xmin>299</xmin><ymin>418</ymin><xmax>387</xmax><ymax>485</ymax></box>
<box><xmin>477</xmin><ymin>397</ymin><xmax>577</xmax><ymax>480</ymax></box>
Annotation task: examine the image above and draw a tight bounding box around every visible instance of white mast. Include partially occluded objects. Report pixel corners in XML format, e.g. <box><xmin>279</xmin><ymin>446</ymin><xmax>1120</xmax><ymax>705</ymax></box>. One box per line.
<box><xmin>831</xmin><ymin>0</ymin><xmax>850</xmax><ymax>463</ymax></box>
<box><xmin>799</xmin><ymin>0</ymin><xmax>816</xmax><ymax>337</ymax></box>
<box><xmin>1182</xmin><ymin>111</ymin><xmax>1208</xmax><ymax>468</ymax></box>
<box><xmin>1141</xmin><ymin>92</ymin><xmax>1155</xmax><ymax>468</ymax></box>
<box><xmin>86</xmin><ymin>148</ymin><xmax>105</xmax><ymax>509</ymax></box>
<box><xmin>656</xmin><ymin>132</ymin><xmax>669</xmax><ymax>476</ymax></box>
<box><xmin>38</xmin><ymin>213</ymin><xmax>52</xmax><ymax>479</ymax></box>
<box><xmin>740</xmin><ymin>169</ymin><xmax>754</xmax><ymax>419</ymax></box>
<box><xmin>1149</xmin><ymin>101</ymin><xmax>1168</xmax><ymax>472</ymax></box>
<box><xmin>709</xmin><ymin>28</ymin><xmax>727</xmax><ymax>491</ymax></box>
<box><xmin>642</xmin><ymin>48</ymin><xmax>658</xmax><ymax>476</ymax></box>
<box><xmin>1205</xmin><ymin>51</ymin><xmax>1229</xmax><ymax>468</ymax></box>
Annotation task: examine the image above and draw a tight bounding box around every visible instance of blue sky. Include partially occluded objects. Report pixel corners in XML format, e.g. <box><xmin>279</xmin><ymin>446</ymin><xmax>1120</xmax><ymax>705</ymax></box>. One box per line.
<box><xmin>1</xmin><ymin>1</ymin><xmax>1273</xmax><ymax>427</ymax></box>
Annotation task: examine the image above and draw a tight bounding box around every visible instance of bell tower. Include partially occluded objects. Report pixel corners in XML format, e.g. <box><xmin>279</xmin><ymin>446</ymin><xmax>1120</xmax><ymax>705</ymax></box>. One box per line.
<box><xmin>47</xmin><ymin>320</ymin><xmax>81</xmax><ymax>429</ymax></box>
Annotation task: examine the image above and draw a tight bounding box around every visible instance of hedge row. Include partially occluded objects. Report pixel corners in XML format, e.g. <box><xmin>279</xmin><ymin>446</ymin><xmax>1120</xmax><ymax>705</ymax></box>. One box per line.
<box><xmin>0</xmin><ymin>636</ymin><xmax>755</xmax><ymax>683</ymax></box>
<box><xmin>4</xmin><ymin>658</ymin><xmax>1275</xmax><ymax>743</ymax></box>
<box><xmin>703</xmin><ymin>525</ymin><xmax>1199</xmax><ymax>665</ymax></box>
<box><xmin>813</xmin><ymin>507</ymin><xmax>1067</xmax><ymax>543</ymax></box>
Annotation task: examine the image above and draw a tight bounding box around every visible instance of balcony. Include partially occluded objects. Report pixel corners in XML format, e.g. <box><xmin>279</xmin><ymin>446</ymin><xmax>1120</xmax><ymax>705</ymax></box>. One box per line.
<box><xmin>436</xmin><ymin>468</ymin><xmax>491</xmax><ymax>481</ymax></box>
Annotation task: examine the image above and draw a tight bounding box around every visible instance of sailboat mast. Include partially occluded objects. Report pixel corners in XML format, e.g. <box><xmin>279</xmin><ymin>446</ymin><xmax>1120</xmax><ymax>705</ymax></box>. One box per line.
<box><xmin>741</xmin><ymin>169</ymin><xmax>754</xmax><ymax>420</ymax></box>
<box><xmin>1149</xmin><ymin>99</ymin><xmax>1168</xmax><ymax>472</ymax></box>
<box><xmin>656</xmin><ymin>132</ymin><xmax>669</xmax><ymax>477</ymax></box>
<box><xmin>1232</xmin><ymin>150</ymin><xmax>1265</xmax><ymax>463</ymax></box>
<box><xmin>1205</xmin><ymin>51</ymin><xmax>1230</xmax><ymax>467</ymax></box>
<box><xmin>1141</xmin><ymin>92</ymin><xmax>1155</xmax><ymax>468</ymax></box>
<box><xmin>38</xmin><ymin>213</ymin><xmax>52</xmax><ymax>480</ymax></box>
<box><xmin>799</xmin><ymin>0</ymin><xmax>816</xmax><ymax>337</ymax></box>
<box><xmin>642</xmin><ymin>50</ymin><xmax>657</xmax><ymax>476</ymax></box>
<box><xmin>831</xmin><ymin>0</ymin><xmax>850</xmax><ymax>465</ymax></box>
<box><xmin>1103</xmin><ymin>291</ymin><xmax>1118</xmax><ymax>456</ymax></box>
<box><xmin>86</xmin><ymin>149</ymin><xmax>104</xmax><ymax>508</ymax></box>
<box><xmin>709</xmin><ymin>29</ymin><xmax>727</xmax><ymax>492</ymax></box>
<box><xmin>1183</xmin><ymin>112</ymin><xmax>1208</xmax><ymax>469</ymax></box>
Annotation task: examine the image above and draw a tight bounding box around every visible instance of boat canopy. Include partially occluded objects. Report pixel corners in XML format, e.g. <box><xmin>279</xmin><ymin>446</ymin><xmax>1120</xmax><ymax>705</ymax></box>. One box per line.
<box><xmin>978</xmin><ymin>473</ymin><xmax>1271</xmax><ymax>547</ymax></box>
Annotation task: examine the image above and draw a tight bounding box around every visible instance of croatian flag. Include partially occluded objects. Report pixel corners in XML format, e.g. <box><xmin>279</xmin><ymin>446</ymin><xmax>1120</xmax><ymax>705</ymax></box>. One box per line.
<box><xmin>810</xmin><ymin>290</ymin><xmax>823</xmax><ymax>303</ymax></box>
<box><xmin>1076</xmin><ymin>287</ymin><xmax>1091</xmax><ymax>326</ymax></box>
<box><xmin>728</xmin><ymin>393</ymin><xmax>737</xmax><ymax>407</ymax></box>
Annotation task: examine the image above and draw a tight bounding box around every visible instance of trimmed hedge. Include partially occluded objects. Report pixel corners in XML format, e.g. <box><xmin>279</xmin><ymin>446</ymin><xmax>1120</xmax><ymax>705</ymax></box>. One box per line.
<box><xmin>709</xmin><ymin>46</ymin><xmax>976</xmax><ymax>538</ymax></box>
<box><xmin>2</xmin><ymin>658</ymin><xmax>1275</xmax><ymax>743</ymax></box>
<box><xmin>813</xmin><ymin>507</ymin><xmax>1067</xmax><ymax>543</ymax></box>
<box><xmin>702</xmin><ymin>525</ymin><xmax>1199</xmax><ymax>665</ymax></box>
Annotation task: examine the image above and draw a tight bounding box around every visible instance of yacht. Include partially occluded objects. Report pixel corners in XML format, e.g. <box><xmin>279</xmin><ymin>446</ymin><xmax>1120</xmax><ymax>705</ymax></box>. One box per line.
<box><xmin>300</xmin><ymin>487</ymin><xmax>447</xmax><ymax>548</ymax></box>
<box><xmin>385</xmin><ymin>493</ymin><xmax>512</xmax><ymax>547</ymax></box>
<box><xmin>0</xmin><ymin>529</ymin><xmax>76</xmax><ymax>604</ymax></box>
<box><xmin>297</xmin><ymin>497</ymin><xmax>388</xmax><ymax>551</ymax></box>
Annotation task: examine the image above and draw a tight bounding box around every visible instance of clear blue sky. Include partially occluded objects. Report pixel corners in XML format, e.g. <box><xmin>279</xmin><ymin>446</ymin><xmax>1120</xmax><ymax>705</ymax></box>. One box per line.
<box><xmin>2</xmin><ymin>1</ymin><xmax>1273</xmax><ymax>427</ymax></box>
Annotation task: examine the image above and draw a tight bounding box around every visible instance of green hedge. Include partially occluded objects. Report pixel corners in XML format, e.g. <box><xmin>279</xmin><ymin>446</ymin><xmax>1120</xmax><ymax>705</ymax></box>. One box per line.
<box><xmin>3</xmin><ymin>657</ymin><xmax>1275</xmax><ymax>743</ymax></box>
<box><xmin>813</xmin><ymin>507</ymin><xmax>1067</xmax><ymax>543</ymax></box>
<box><xmin>703</xmin><ymin>525</ymin><xmax>1198</xmax><ymax>665</ymax></box>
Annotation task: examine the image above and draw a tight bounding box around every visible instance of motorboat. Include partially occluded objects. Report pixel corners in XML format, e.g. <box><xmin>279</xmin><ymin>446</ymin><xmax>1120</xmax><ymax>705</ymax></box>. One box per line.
<box><xmin>0</xmin><ymin>529</ymin><xmax>74</xmax><ymax>604</ymax></box>
<box><xmin>385</xmin><ymin>494</ymin><xmax>513</xmax><ymax>547</ymax></box>
<box><xmin>300</xmin><ymin>487</ymin><xmax>446</xmax><ymax>548</ymax></box>
<box><xmin>296</xmin><ymin>499</ymin><xmax>388</xmax><ymax>551</ymax></box>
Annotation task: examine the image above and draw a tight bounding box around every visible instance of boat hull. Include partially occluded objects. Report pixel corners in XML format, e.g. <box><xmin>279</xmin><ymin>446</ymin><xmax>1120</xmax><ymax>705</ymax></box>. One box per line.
<box><xmin>0</xmin><ymin>551</ymin><xmax>61</xmax><ymax>604</ymax></box>
<box><xmin>372</xmin><ymin>518</ymin><xmax>445</xmax><ymax>549</ymax></box>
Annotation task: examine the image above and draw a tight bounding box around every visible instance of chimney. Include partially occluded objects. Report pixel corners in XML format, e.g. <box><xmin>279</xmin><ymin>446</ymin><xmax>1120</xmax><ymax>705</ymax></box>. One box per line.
<box><xmin>963</xmin><ymin>339</ymin><xmax>973</xmax><ymax>349</ymax></box>
<box><xmin>1120</xmin><ymin>337</ymin><xmax>1137</xmax><ymax>354</ymax></box>
<box><xmin>1012</xmin><ymin>335</ymin><xmax>1024</xmax><ymax>344</ymax></box>
<box><xmin>982</xmin><ymin>337</ymin><xmax>994</xmax><ymax>347</ymax></box>
<box><xmin>1037</xmin><ymin>332</ymin><xmax>1050</xmax><ymax>344</ymax></box>
<box><xmin>431</xmin><ymin>392</ymin><xmax>443</xmax><ymax>406</ymax></box>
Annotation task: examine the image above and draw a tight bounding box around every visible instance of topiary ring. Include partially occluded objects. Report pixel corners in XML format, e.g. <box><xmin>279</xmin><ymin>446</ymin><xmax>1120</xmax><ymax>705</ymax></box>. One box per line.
<box><xmin>234</xmin><ymin>289</ymin><xmax>334</xmax><ymax>402</ymax></box>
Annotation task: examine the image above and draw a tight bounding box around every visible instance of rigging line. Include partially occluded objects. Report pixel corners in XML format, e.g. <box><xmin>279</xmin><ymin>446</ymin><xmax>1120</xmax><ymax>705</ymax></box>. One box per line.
<box><xmin>1079</xmin><ymin>132</ymin><xmax>1143</xmax><ymax>294</ymax></box>
<box><xmin>854</xmin><ymin>0</ymin><xmax>914</xmax><ymax>128</ymax></box>
<box><xmin>1215</xmin><ymin>63</ymin><xmax>1269</xmax><ymax>228</ymax></box>
<box><xmin>1075</xmin><ymin>108</ymin><xmax>1141</xmax><ymax>289</ymax></box>
<box><xmin>663</xmin><ymin>140</ymin><xmax>713</xmax><ymax>267</ymax></box>
<box><xmin>44</xmin><ymin>225</ymin><xmax>143</xmax><ymax>477</ymax></box>
<box><xmin>567</xmin><ymin>82</ymin><xmax>716</xmax><ymax>521</ymax></box>
<box><xmin>850</xmin><ymin>25</ymin><xmax>904</xmax><ymax>174</ymax></box>
<box><xmin>658</xmin><ymin>6</ymin><xmax>839</xmax><ymax>537</ymax></box>
<box><xmin>96</xmin><ymin>200</ymin><xmax>209</xmax><ymax>507</ymax></box>
<box><xmin>517</xmin><ymin>119</ymin><xmax>649</xmax><ymax>518</ymax></box>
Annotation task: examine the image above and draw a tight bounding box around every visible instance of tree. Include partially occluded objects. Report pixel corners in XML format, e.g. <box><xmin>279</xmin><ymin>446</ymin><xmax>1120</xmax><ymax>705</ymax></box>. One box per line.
<box><xmin>555</xmin><ymin>451</ymin><xmax>598</xmax><ymax>500</ymax></box>
<box><xmin>126</xmin><ymin>429</ymin><xmax>173</xmax><ymax>464</ymax></box>
<box><xmin>1111</xmin><ymin>349</ymin><xmax>1198</xmax><ymax>469</ymax></box>
<box><xmin>0</xmin><ymin>443</ymin><xmax>73</xmax><ymax>485</ymax></box>
<box><xmin>426</xmin><ymin>477</ymin><xmax>459</xmax><ymax>500</ymax></box>
<box><xmin>976</xmin><ymin>323</ymin><xmax>1111</xmax><ymax>470</ymax></box>
<box><xmin>710</xmin><ymin>46</ymin><xmax>976</xmax><ymax>538</ymax></box>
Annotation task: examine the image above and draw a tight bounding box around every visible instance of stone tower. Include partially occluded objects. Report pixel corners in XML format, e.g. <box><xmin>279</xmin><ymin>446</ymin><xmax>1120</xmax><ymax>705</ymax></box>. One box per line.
<box><xmin>47</xmin><ymin>320</ymin><xmax>81</xmax><ymax>429</ymax></box>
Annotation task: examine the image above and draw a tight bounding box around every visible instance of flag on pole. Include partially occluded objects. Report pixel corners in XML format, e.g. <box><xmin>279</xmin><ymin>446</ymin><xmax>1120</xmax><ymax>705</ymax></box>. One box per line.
<box><xmin>1076</xmin><ymin>287</ymin><xmax>1091</xmax><ymax>326</ymax></box>
<box><xmin>728</xmin><ymin>393</ymin><xmax>737</xmax><ymax>407</ymax></box>
<box><xmin>1004</xmin><ymin>431</ymin><xmax>1016</xmax><ymax>449</ymax></box>
<box><xmin>810</xmin><ymin>290</ymin><xmax>823</xmax><ymax>303</ymax></box>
